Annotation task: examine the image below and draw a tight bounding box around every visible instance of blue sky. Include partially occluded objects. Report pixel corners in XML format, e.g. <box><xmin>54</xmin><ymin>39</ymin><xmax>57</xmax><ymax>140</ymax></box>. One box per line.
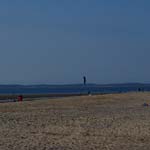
<box><xmin>0</xmin><ymin>0</ymin><xmax>150</xmax><ymax>84</ymax></box>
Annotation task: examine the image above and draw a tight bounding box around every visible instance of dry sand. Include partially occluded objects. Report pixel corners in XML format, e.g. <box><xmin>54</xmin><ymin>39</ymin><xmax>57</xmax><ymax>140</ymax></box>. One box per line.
<box><xmin>0</xmin><ymin>92</ymin><xmax>150</xmax><ymax>150</ymax></box>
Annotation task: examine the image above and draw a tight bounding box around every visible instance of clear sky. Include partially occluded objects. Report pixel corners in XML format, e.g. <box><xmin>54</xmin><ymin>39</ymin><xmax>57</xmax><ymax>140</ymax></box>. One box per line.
<box><xmin>0</xmin><ymin>0</ymin><xmax>150</xmax><ymax>84</ymax></box>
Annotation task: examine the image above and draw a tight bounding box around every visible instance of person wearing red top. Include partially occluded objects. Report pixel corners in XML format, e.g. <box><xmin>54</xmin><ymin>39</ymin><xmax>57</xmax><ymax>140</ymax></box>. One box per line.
<box><xmin>18</xmin><ymin>95</ymin><xmax>23</xmax><ymax>102</ymax></box>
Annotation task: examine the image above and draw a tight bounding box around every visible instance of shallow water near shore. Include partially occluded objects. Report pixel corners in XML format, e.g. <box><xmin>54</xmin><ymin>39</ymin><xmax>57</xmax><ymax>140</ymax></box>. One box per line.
<box><xmin>0</xmin><ymin>84</ymin><xmax>149</xmax><ymax>95</ymax></box>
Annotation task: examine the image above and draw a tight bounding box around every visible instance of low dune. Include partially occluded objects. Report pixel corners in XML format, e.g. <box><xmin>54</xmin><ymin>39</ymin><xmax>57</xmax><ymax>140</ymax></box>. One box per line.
<box><xmin>0</xmin><ymin>92</ymin><xmax>150</xmax><ymax>150</ymax></box>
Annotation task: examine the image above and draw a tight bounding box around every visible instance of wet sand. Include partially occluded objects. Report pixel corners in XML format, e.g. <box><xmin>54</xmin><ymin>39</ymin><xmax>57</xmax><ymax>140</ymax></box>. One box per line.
<box><xmin>0</xmin><ymin>92</ymin><xmax>150</xmax><ymax>150</ymax></box>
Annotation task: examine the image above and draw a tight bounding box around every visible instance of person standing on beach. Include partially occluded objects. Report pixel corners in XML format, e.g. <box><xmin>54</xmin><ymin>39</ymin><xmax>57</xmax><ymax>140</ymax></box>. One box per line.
<box><xmin>83</xmin><ymin>76</ymin><xmax>87</xmax><ymax>85</ymax></box>
<box><xmin>18</xmin><ymin>95</ymin><xmax>23</xmax><ymax>102</ymax></box>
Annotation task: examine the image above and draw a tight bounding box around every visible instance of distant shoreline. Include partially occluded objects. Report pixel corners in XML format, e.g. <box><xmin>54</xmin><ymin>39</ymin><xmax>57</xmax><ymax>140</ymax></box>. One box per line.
<box><xmin>0</xmin><ymin>93</ymin><xmax>93</xmax><ymax>102</ymax></box>
<box><xmin>0</xmin><ymin>83</ymin><xmax>147</xmax><ymax>97</ymax></box>
<box><xmin>0</xmin><ymin>91</ymin><xmax>146</xmax><ymax>103</ymax></box>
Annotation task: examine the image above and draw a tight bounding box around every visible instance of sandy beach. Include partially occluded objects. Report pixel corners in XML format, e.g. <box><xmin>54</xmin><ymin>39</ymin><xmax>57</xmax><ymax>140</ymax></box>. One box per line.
<box><xmin>0</xmin><ymin>92</ymin><xmax>150</xmax><ymax>150</ymax></box>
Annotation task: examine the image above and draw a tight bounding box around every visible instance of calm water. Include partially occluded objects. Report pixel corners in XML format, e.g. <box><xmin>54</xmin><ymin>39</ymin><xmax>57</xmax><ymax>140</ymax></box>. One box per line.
<box><xmin>0</xmin><ymin>85</ymin><xmax>149</xmax><ymax>94</ymax></box>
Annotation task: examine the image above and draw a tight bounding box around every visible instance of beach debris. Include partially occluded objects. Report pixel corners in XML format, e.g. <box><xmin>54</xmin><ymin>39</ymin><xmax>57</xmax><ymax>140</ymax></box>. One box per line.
<box><xmin>0</xmin><ymin>99</ymin><xmax>16</xmax><ymax>103</ymax></box>
<box><xmin>142</xmin><ymin>103</ymin><xmax>149</xmax><ymax>107</ymax></box>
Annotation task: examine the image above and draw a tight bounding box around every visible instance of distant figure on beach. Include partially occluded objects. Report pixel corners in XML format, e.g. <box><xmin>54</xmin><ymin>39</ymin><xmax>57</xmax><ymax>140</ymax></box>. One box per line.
<box><xmin>83</xmin><ymin>76</ymin><xmax>87</xmax><ymax>85</ymax></box>
<box><xmin>138</xmin><ymin>88</ymin><xmax>145</xmax><ymax>92</ymax></box>
<box><xmin>88</xmin><ymin>91</ymin><xmax>91</xmax><ymax>95</ymax></box>
<box><xmin>143</xmin><ymin>103</ymin><xmax>149</xmax><ymax>107</ymax></box>
<box><xmin>18</xmin><ymin>95</ymin><xmax>23</xmax><ymax>102</ymax></box>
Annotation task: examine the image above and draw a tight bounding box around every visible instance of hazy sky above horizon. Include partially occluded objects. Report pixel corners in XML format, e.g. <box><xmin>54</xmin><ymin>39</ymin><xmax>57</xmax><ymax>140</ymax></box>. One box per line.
<box><xmin>0</xmin><ymin>0</ymin><xmax>150</xmax><ymax>84</ymax></box>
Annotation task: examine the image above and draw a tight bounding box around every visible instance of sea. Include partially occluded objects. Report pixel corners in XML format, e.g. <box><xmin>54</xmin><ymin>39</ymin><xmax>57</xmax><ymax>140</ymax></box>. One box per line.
<box><xmin>0</xmin><ymin>84</ymin><xmax>149</xmax><ymax>95</ymax></box>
